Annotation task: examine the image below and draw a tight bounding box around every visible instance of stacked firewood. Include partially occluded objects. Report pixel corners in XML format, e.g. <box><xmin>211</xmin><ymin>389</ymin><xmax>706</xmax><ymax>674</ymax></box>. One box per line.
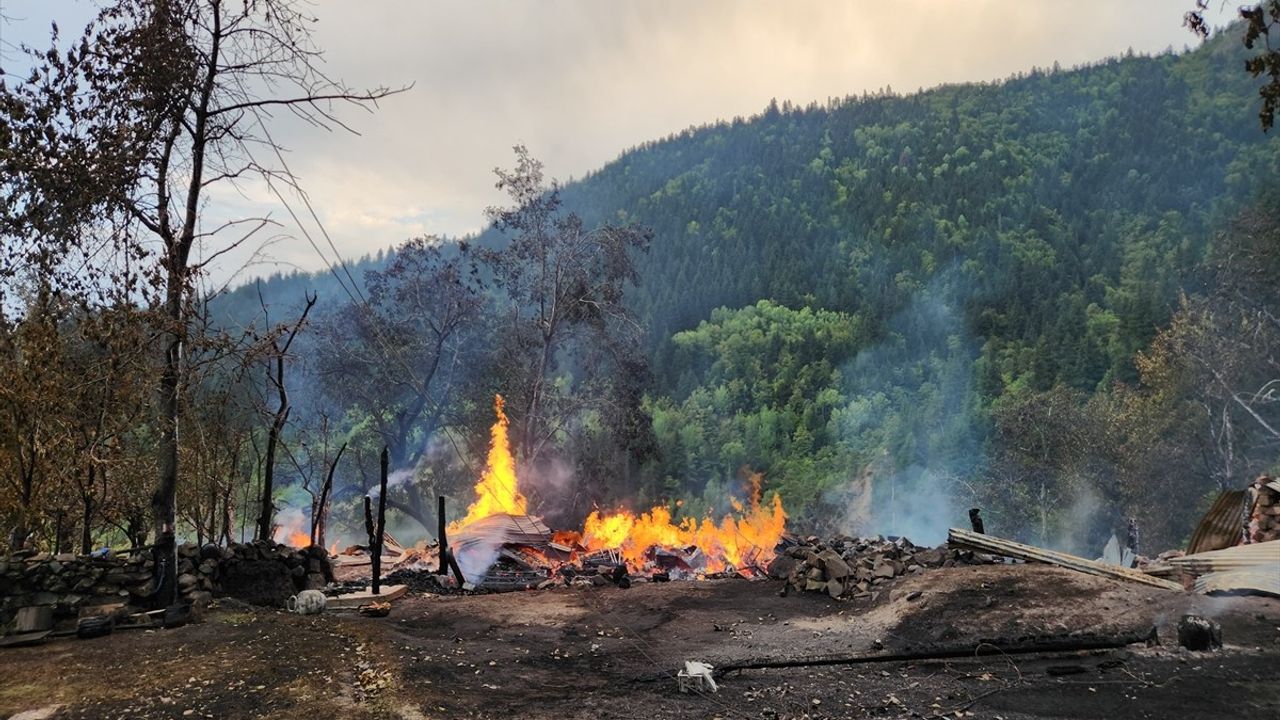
<box><xmin>1245</xmin><ymin>475</ymin><xmax>1280</xmax><ymax>543</ymax></box>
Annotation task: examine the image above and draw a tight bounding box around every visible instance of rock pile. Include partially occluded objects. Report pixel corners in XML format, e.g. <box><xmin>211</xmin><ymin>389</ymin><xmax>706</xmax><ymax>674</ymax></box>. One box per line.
<box><xmin>1245</xmin><ymin>475</ymin><xmax>1280</xmax><ymax>543</ymax></box>
<box><xmin>768</xmin><ymin>535</ymin><xmax>975</xmax><ymax>599</ymax></box>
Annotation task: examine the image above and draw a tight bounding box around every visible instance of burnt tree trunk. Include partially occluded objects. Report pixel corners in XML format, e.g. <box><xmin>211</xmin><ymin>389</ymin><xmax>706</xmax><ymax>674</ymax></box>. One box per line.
<box><xmin>311</xmin><ymin>442</ymin><xmax>345</xmax><ymax>548</ymax></box>
<box><xmin>372</xmin><ymin>447</ymin><xmax>389</xmax><ymax>594</ymax></box>
<box><xmin>255</xmin><ymin>292</ymin><xmax>316</xmax><ymax>541</ymax></box>
<box><xmin>81</xmin><ymin>493</ymin><xmax>93</xmax><ymax>555</ymax></box>
<box><xmin>256</xmin><ymin>400</ymin><xmax>288</xmax><ymax>541</ymax></box>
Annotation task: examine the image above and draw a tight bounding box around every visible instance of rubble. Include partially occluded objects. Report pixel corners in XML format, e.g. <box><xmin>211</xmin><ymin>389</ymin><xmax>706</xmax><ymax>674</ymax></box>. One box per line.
<box><xmin>770</xmin><ymin>535</ymin><xmax>957</xmax><ymax>599</ymax></box>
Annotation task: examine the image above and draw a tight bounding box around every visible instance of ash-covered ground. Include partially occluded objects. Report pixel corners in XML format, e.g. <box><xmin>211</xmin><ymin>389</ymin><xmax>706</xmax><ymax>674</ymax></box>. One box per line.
<box><xmin>1</xmin><ymin>563</ymin><xmax>1277</xmax><ymax>719</ymax></box>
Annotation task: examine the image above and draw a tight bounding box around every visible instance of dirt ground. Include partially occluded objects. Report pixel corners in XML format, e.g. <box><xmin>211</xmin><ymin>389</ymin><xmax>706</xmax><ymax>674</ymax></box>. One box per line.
<box><xmin>1</xmin><ymin>563</ymin><xmax>1277</xmax><ymax>719</ymax></box>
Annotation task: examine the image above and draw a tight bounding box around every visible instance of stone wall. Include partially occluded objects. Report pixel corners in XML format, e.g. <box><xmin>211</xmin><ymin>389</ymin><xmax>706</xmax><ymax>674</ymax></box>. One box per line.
<box><xmin>206</xmin><ymin>540</ymin><xmax>333</xmax><ymax>608</ymax></box>
<box><xmin>0</xmin><ymin>551</ymin><xmax>152</xmax><ymax>630</ymax></box>
<box><xmin>1</xmin><ymin>540</ymin><xmax>333</xmax><ymax>633</ymax></box>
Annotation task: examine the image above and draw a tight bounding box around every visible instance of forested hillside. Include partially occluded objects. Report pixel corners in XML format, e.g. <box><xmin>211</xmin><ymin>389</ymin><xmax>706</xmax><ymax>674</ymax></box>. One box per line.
<box><xmin>156</xmin><ymin>30</ymin><xmax>1280</xmax><ymax>552</ymax></box>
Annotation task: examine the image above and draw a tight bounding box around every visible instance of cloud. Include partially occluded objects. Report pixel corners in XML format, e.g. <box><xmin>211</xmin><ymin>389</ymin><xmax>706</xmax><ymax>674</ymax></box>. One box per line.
<box><xmin>3</xmin><ymin>0</ymin><xmax>1236</xmax><ymax>286</ymax></box>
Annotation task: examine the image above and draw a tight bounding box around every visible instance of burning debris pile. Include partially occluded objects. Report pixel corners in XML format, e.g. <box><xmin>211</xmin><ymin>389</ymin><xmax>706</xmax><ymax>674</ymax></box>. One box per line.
<box><xmin>390</xmin><ymin>395</ymin><xmax>789</xmax><ymax>591</ymax></box>
<box><xmin>767</xmin><ymin>536</ymin><xmax>963</xmax><ymax>599</ymax></box>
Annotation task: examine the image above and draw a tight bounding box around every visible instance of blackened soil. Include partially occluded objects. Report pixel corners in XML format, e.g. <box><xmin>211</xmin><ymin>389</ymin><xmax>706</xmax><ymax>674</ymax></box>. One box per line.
<box><xmin>1</xmin><ymin>565</ymin><xmax>1277</xmax><ymax>719</ymax></box>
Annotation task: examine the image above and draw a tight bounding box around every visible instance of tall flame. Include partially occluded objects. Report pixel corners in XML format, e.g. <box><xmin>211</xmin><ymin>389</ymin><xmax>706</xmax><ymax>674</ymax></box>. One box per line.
<box><xmin>452</xmin><ymin>394</ymin><xmax>526</xmax><ymax>529</ymax></box>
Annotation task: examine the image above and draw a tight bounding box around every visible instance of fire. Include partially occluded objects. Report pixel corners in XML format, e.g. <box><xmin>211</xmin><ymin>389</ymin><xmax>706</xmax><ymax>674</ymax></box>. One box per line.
<box><xmin>451</xmin><ymin>396</ymin><xmax>789</xmax><ymax>575</ymax></box>
<box><xmin>273</xmin><ymin>511</ymin><xmax>314</xmax><ymax>548</ymax></box>
<box><xmin>451</xmin><ymin>394</ymin><xmax>526</xmax><ymax>529</ymax></box>
<box><xmin>582</xmin><ymin>476</ymin><xmax>787</xmax><ymax>573</ymax></box>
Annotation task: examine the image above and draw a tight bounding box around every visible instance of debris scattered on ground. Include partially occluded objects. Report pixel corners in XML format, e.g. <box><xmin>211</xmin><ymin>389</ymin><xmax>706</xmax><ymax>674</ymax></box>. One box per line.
<box><xmin>357</xmin><ymin>601</ymin><xmax>391</xmax><ymax>618</ymax></box>
<box><xmin>678</xmin><ymin>661</ymin><xmax>718</xmax><ymax>693</ymax></box>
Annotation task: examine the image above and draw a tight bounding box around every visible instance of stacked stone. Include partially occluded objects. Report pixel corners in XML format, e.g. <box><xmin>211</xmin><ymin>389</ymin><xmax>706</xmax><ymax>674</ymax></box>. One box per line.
<box><xmin>1</xmin><ymin>540</ymin><xmax>335</xmax><ymax>632</ymax></box>
<box><xmin>767</xmin><ymin>535</ymin><xmax>959</xmax><ymax>599</ymax></box>
<box><xmin>215</xmin><ymin>540</ymin><xmax>333</xmax><ymax>607</ymax></box>
<box><xmin>0</xmin><ymin>551</ymin><xmax>151</xmax><ymax>629</ymax></box>
<box><xmin>1245</xmin><ymin>475</ymin><xmax>1280</xmax><ymax>543</ymax></box>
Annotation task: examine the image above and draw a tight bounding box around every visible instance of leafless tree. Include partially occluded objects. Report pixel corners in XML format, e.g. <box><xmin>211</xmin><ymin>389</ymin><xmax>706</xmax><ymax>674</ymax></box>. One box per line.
<box><xmin>1</xmin><ymin>0</ymin><xmax>401</xmax><ymax>601</ymax></box>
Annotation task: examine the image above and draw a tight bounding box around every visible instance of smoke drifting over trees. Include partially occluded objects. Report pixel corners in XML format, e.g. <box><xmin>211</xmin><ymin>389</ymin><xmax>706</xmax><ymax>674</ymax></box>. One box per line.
<box><xmin>1</xmin><ymin>7</ymin><xmax>1277</xmax><ymax>565</ymax></box>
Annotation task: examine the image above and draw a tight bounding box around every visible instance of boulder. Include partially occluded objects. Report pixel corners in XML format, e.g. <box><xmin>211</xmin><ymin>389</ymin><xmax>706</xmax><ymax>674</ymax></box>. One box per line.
<box><xmin>872</xmin><ymin>562</ymin><xmax>896</xmax><ymax>580</ymax></box>
<box><xmin>818</xmin><ymin>550</ymin><xmax>851</xmax><ymax>580</ymax></box>
<box><xmin>826</xmin><ymin>578</ymin><xmax>844</xmax><ymax>598</ymax></box>
<box><xmin>766</xmin><ymin>554</ymin><xmax>798</xmax><ymax>580</ymax></box>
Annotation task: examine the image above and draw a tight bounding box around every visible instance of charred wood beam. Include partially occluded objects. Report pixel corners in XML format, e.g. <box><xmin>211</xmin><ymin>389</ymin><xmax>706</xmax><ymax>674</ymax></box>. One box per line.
<box><xmin>708</xmin><ymin>627</ymin><xmax>1158</xmax><ymax>680</ymax></box>
<box><xmin>436</xmin><ymin>495</ymin><xmax>466</xmax><ymax>586</ymax></box>
<box><xmin>437</xmin><ymin>495</ymin><xmax>449</xmax><ymax>576</ymax></box>
<box><xmin>372</xmin><ymin>447</ymin><xmax>389</xmax><ymax>595</ymax></box>
<box><xmin>968</xmin><ymin>508</ymin><xmax>985</xmax><ymax>534</ymax></box>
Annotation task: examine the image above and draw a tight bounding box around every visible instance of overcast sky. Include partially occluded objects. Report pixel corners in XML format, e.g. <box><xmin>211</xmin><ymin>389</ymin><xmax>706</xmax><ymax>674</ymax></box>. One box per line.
<box><xmin>0</xmin><ymin>1</ymin><xmax>1236</xmax><ymax>285</ymax></box>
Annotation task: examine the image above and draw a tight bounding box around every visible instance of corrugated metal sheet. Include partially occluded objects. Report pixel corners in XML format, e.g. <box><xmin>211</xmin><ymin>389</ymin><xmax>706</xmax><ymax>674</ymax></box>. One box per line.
<box><xmin>1169</xmin><ymin>539</ymin><xmax>1280</xmax><ymax>573</ymax></box>
<box><xmin>1186</xmin><ymin>490</ymin><xmax>1247</xmax><ymax>554</ymax></box>
<box><xmin>1194</xmin><ymin>570</ymin><xmax>1280</xmax><ymax>597</ymax></box>
<box><xmin>452</xmin><ymin>513</ymin><xmax>551</xmax><ymax>549</ymax></box>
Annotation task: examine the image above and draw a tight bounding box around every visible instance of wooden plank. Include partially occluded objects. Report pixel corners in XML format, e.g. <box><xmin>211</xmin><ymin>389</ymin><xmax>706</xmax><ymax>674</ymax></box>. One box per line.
<box><xmin>14</xmin><ymin>606</ymin><xmax>53</xmax><ymax>633</ymax></box>
<box><xmin>947</xmin><ymin>528</ymin><xmax>1184</xmax><ymax>591</ymax></box>
<box><xmin>325</xmin><ymin>584</ymin><xmax>408</xmax><ymax>609</ymax></box>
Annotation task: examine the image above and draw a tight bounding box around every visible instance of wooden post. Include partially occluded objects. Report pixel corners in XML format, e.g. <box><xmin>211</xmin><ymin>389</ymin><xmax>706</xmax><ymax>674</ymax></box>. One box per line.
<box><xmin>437</xmin><ymin>495</ymin><xmax>467</xmax><ymax>586</ymax></box>
<box><xmin>437</xmin><ymin>495</ymin><xmax>448</xmax><ymax>576</ymax></box>
<box><xmin>363</xmin><ymin>497</ymin><xmax>375</xmax><ymax>549</ymax></box>
<box><xmin>968</xmin><ymin>508</ymin><xmax>985</xmax><ymax>534</ymax></box>
<box><xmin>372</xmin><ymin>447</ymin><xmax>389</xmax><ymax>595</ymax></box>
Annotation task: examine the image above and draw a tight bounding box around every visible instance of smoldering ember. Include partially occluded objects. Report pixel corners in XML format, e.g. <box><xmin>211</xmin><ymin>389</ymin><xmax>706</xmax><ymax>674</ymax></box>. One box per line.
<box><xmin>2</xmin><ymin>3</ymin><xmax>1280</xmax><ymax>720</ymax></box>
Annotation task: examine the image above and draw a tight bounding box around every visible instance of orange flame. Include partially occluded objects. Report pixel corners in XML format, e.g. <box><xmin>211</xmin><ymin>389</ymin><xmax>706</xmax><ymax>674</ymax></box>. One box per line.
<box><xmin>451</xmin><ymin>394</ymin><xmax>526</xmax><ymax>530</ymax></box>
<box><xmin>583</xmin><ymin>485</ymin><xmax>786</xmax><ymax>573</ymax></box>
<box><xmin>273</xmin><ymin>512</ymin><xmax>314</xmax><ymax>549</ymax></box>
